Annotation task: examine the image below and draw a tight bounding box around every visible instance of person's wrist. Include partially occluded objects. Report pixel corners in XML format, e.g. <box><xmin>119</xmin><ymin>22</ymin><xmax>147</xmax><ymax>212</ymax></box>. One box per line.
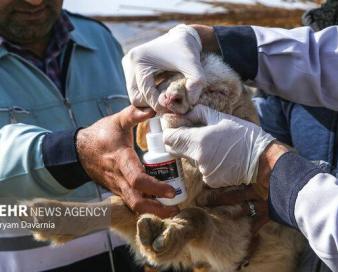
<box><xmin>257</xmin><ymin>141</ymin><xmax>290</xmax><ymax>192</ymax></box>
<box><xmin>41</xmin><ymin>129</ymin><xmax>92</xmax><ymax>189</ymax></box>
<box><xmin>190</xmin><ymin>24</ymin><xmax>221</xmax><ymax>54</ymax></box>
<box><xmin>74</xmin><ymin>128</ymin><xmax>93</xmax><ymax>180</ymax></box>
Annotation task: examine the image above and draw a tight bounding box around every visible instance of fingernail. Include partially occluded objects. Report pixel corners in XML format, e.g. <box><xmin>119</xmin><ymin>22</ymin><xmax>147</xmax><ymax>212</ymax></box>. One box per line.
<box><xmin>142</xmin><ymin>108</ymin><xmax>154</xmax><ymax>114</ymax></box>
<box><xmin>166</xmin><ymin>190</ymin><xmax>176</xmax><ymax>198</ymax></box>
<box><xmin>137</xmin><ymin>109</ymin><xmax>154</xmax><ymax>117</ymax></box>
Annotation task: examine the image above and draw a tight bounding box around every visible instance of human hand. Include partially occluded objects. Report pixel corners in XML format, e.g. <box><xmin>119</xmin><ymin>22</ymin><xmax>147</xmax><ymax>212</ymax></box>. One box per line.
<box><xmin>163</xmin><ymin>104</ymin><xmax>275</xmax><ymax>187</ymax></box>
<box><xmin>76</xmin><ymin>106</ymin><xmax>179</xmax><ymax>218</ymax></box>
<box><xmin>122</xmin><ymin>24</ymin><xmax>206</xmax><ymax>112</ymax></box>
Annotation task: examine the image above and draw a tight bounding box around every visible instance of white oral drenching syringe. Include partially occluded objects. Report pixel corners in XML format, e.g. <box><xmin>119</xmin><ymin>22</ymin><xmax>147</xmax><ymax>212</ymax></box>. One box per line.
<box><xmin>143</xmin><ymin>116</ymin><xmax>187</xmax><ymax>206</ymax></box>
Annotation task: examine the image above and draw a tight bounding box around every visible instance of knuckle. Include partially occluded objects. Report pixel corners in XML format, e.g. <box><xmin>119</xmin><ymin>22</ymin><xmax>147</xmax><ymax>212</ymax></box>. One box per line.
<box><xmin>130</xmin><ymin>175</ymin><xmax>142</xmax><ymax>190</ymax></box>
<box><xmin>129</xmin><ymin>199</ymin><xmax>139</xmax><ymax>211</ymax></box>
<box><xmin>133</xmin><ymin>200</ymin><xmax>145</xmax><ymax>213</ymax></box>
<box><xmin>126</xmin><ymin>198</ymin><xmax>136</xmax><ymax>211</ymax></box>
<box><xmin>126</xmin><ymin>49</ymin><xmax>139</xmax><ymax>62</ymax></box>
<box><xmin>110</xmin><ymin>152</ymin><xmax>121</xmax><ymax>167</ymax></box>
<box><xmin>127</xmin><ymin>47</ymin><xmax>145</xmax><ymax>63</ymax></box>
<box><xmin>94</xmin><ymin>131</ymin><xmax>109</xmax><ymax>147</ymax></box>
<box><xmin>129</xmin><ymin>177</ymin><xmax>138</xmax><ymax>189</ymax></box>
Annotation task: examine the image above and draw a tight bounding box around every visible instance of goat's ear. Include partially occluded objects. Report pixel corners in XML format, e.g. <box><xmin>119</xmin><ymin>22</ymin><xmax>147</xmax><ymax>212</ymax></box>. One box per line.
<box><xmin>136</xmin><ymin>120</ymin><xmax>150</xmax><ymax>151</ymax></box>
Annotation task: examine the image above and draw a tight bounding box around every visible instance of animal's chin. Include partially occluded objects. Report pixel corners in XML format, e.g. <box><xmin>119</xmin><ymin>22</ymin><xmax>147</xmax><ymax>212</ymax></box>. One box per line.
<box><xmin>161</xmin><ymin>113</ymin><xmax>193</xmax><ymax>129</ymax></box>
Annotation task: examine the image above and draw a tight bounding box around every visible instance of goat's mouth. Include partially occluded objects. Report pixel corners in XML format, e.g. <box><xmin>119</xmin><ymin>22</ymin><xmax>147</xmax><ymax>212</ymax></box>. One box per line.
<box><xmin>161</xmin><ymin>113</ymin><xmax>189</xmax><ymax>129</ymax></box>
<box><xmin>158</xmin><ymin>92</ymin><xmax>190</xmax><ymax>115</ymax></box>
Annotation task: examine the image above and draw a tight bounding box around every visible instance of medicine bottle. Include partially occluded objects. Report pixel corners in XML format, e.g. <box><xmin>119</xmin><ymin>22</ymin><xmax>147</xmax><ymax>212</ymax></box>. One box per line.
<box><xmin>143</xmin><ymin>116</ymin><xmax>187</xmax><ymax>206</ymax></box>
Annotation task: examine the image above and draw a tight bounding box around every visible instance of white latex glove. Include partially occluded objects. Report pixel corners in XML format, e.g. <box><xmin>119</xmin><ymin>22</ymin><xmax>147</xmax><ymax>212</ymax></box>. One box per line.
<box><xmin>122</xmin><ymin>24</ymin><xmax>206</xmax><ymax>112</ymax></box>
<box><xmin>163</xmin><ymin>105</ymin><xmax>275</xmax><ymax>188</ymax></box>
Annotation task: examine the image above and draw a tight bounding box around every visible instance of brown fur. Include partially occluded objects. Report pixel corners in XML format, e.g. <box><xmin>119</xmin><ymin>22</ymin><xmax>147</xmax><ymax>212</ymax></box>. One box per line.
<box><xmin>24</xmin><ymin>54</ymin><xmax>305</xmax><ymax>272</ymax></box>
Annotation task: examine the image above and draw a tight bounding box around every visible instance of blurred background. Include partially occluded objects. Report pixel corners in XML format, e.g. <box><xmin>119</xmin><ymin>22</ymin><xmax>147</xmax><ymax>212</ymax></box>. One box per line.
<box><xmin>63</xmin><ymin>0</ymin><xmax>321</xmax><ymax>51</ymax></box>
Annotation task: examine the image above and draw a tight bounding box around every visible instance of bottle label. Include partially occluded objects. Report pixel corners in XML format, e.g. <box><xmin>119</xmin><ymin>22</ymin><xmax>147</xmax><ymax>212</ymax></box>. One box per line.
<box><xmin>144</xmin><ymin>160</ymin><xmax>182</xmax><ymax>195</ymax></box>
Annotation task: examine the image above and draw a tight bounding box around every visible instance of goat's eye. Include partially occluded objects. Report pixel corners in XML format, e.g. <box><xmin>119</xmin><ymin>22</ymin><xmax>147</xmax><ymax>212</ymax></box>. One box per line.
<box><xmin>207</xmin><ymin>88</ymin><xmax>216</xmax><ymax>92</ymax></box>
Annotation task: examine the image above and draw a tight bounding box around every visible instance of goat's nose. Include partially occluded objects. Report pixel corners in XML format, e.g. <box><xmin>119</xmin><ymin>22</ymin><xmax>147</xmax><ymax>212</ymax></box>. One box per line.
<box><xmin>168</xmin><ymin>94</ymin><xmax>183</xmax><ymax>104</ymax></box>
<box><xmin>167</xmin><ymin>93</ymin><xmax>183</xmax><ymax>105</ymax></box>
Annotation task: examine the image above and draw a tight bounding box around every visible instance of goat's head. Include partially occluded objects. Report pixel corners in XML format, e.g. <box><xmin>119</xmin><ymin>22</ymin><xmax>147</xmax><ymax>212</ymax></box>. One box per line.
<box><xmin>137</xmin><ymin>54</ymin><xmax>244</xmax><ymax>150</ymax></box>
<box><xmin>158</xmin><ymin>54</ymin><xmax>242</xmax><ymax>115</ymax></box>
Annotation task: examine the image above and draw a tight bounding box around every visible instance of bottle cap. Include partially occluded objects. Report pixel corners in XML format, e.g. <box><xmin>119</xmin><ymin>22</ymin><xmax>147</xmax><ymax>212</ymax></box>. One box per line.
<box><xmin>146</xmin><ymin>116</ymin><xmax>166</xmax><ymax>153</ymax></box>
<box><xmin>149</xmin><ymin>116</ymin><xmax>162</xmax><ymax>133</ymax></box>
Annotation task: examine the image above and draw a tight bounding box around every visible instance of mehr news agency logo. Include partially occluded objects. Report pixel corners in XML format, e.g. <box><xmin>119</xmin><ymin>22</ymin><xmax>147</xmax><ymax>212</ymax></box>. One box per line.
<box><xmin>0</xmin><ymin>204</ymin><xmax>108</xmax><ymax>231</ymax></box>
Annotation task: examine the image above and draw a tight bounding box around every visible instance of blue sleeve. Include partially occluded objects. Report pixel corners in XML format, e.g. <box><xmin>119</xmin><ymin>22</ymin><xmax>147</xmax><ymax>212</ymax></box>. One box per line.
<box><xmin>0</xmin><ymin>124</ymin><xmax>72</xmax><ymax>197</ymax></box>
<box><xmin>214</xmin><ymin>25</ymin><xmax>338</xmax><ymax>111</ymax></box>
<box><xmin>42</xmin><ymin>129</ymin><xmax>91</xmax><ymax>189</ymax></box>
<box><xmin>213</xmin><ymin>26</ymin><xmax>258</xmax><ymax>81</ymax></box>
<box><xmin>268</xmin><ymin>152</ymin><xmax>325</xmax><ymax>228</ymax></box>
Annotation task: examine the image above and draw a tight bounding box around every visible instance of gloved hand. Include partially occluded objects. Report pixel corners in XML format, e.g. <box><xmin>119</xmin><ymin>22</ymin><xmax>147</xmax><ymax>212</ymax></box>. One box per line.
<box><xmin>122</xmin><ymin>24</ymin><xmax>206</xmax><ymax>112</ymax></box>
<box><xmin>163</xmin><ymin>105</ymin><xmax>275</xmax><ymax>188</ymax></box>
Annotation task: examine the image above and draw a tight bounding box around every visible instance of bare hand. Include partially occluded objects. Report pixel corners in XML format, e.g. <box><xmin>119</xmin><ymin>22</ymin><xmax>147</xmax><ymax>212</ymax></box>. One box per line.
<box><xmin>76</xmin><ymin>105</ymin><xmax>179</xmax><ymax>218</ymax></box>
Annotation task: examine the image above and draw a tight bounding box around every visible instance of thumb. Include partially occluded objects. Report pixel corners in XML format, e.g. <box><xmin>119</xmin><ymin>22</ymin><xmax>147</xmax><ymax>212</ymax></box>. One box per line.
<box><xmin>179</xmin><ymin>55</ymin><xmax>206</xmax><ymax>105</ymax></box>
<box><xmin>119</xmin><ymin>105</ymin><xmax>155</xmax><ymax>129</ymax></box>
<box><xmin>163</xmin><ymin>127</ymin><xmax>198</xmax><ymax>159</ymax></box>
<box><xmin>184</xmin><ymin>72</ymin><xmax>206</xmax><ymax>106</ymax></box>
<box><xmin>135</xmin><ymin>66</ymin><xmax>168</xmax><ymax>113</ymax></box>
<box><xmin>184</xmin><ymin>104</ymin><xmax>226</xmax><ymax>126</ymax></box>
<box><xmin>176</xmin><ymin>25</ymin><xmax>206</xmax><ymax>105</ymax></box>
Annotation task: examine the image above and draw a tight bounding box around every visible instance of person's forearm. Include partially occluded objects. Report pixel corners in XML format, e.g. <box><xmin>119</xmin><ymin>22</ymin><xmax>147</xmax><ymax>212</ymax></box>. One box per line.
<box><xmin>256</xmin><ymin>142</ymin><xmax>322</xmax><ymax>228</ymax></box>
<box><xmin>256</xmin><ymin>142</ymin><xmax>338</xmax><ymax>270</ymax></box>
<box><xmin>42</xmin><ymin>129</ymin><xmax>91</xmax><ymax>189</ymax></box>
<box><xmin>295</xmin><ymin>173</ymin><xmax>338</xmax><ymax>271</ymax></box>
<box><xmin>190</xmin><ymin>25</ymin><xmax>220</xmax><ymax>54</ymax></box>
<box><xmin>0</xmin><ymin>124</ymin><xmax>71</xmax><ymax>197</ymax></box>
<box><xmin>194</xmin><ymin>24</ymin><xmax>338</xmax><ymax>111</ymax></box>
<box><xmin>256</xmin><ymin>141</ymin><xmax>289</xmax><ymax>193</ymax></box>
<box><xmin>192</xmin><ymin>24</ymin><xmax>257</xmax><ymax>81</ymax></box>
<box><xmin>253</xmin><ymin>26</ymin><xmax>338</xmax><ymax>111</ymax></box>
